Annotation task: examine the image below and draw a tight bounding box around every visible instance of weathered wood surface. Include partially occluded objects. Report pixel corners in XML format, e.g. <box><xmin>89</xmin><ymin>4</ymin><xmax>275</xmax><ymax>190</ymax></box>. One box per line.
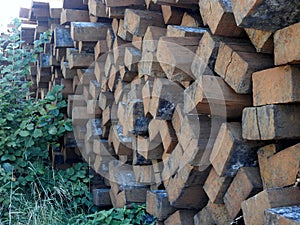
<box><xmin>215</xmin><ymin>41</ymin><xmax>273</xmax><ymax>94</ymax></box>
<box><xmin>258</xmin><ymin>143</ymin><xmax>300</xmax><ymax>189</ymax></box>
<box><xmin>245</xmin><ymin>28</ymin><xmax>274</xmax><ymax>54</ymax></box>
<box><xmin>71</xmin><ymin>22</ymin><xmax>111</xmax><ymax>41</ymax></box>
<box><xmin>242</xmin><ymin>187</ymin><xmax>300</xmax><ymax>225</ymax></box>
<box><xmin>210</xmin><ymin>122</ymin><xmax>261</xmax><ymax>177</ymax></box>
<box><xmin>199</xmin><ymin>0</ymin><xmax>244</xmax><ymax>37</ymax></box>
<box><xmin>161</xmin><ymin>5</ymin><xmax>184</xmax><ymax>25</ymax></box>
<box><xmin>274</xmin><ymin>22</ymin><xmax>300</xmax><ymax>65</ymax></box>
<box><xmin>60</xmin><ymin>9</ymin><xmax>90</xmax><ymax>25</ymax></box>
<box><xmin>223</xmin><ymin>167</ymin><xmax>262</xmax><ymax>219</ymax></box>
<box><xmin>194</xmin><ymin>201</ymin><xmax>232</xmax><ymax>225</ymax></box>
<box><xmin>242</xmin><ymin>105</ymin><xmax>300</xmax><ymax>140</ymax></box>
<box><xmin>203</xmin><ymin>168</ymin><xmax>232</xmax><ymax>204</ymax></box>
<box><xmin>184</xmin><ymin>75</ymin><xmax>252</xmax><ymax>118</ymax></box>
<box><xmin>164</xmin><ymin>210</ymin><xmax>197</xmax><ymax>225</ymax></box>
<box><xmin>88</xmin><ymin>0</ymin><xmax>107</xmax><ymax>17</ymax></box>
<box><xmin>156</xmin><ymin>36</ymin><xmax>203</xmax><ymax>81</ymax></box>
<box><xmin>252</xmin><ymin>65</ymin><xmax>300</xmax><ymax>106</ymax></box>
<box><xmin>92</xmin><ymin>188</ymin><xmax>112</xmax><ymax>207</ymax></box>
<box><xmin>167</xmin><ymin>25</ymin><xmax>208</xmax><ymax>37</ymax></box>
<box><xmin>146</xmin><ymin>190</ymin><xmax>176</xmax><ymax>221</ymax></box>
<box><xmin>105</xmin><ymin>0</ymin><xmax>145</xmax><ymax>7</ymax></box>
<box><xmin>124</xmin><ymin>9</ymin><xmax>165</xmax><ymax>37</ymax></box>
<box><xmin>264</xmin><ymin>206</ymin><xmax>300</xmax><ymax>225</ymax></box>
<box><xmin>231</xmin><ymin>0</ymin><xmax>300</xmax><ymax>31</ymax></box>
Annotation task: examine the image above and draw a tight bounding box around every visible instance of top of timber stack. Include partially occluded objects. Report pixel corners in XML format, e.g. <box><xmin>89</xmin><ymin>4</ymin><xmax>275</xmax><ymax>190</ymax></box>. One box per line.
<box><xmin>63</xmin><ymin>0</ymin><xmax>88</xmax><ymax>10</ymax></box>
<box><xmin>15</xmin><ymin>0</ymin><xmax>300</xmax><ymax>224</ymax></box>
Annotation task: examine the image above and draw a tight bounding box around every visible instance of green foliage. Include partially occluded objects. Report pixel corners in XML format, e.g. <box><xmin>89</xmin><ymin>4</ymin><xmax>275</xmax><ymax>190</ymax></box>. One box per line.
<box><xmin>0</xmin><ymin>18</ymin><xmax>157</xmax><ymax>225</ymax></box>
<box><xmin>0</xmin><ymin>19</ymin><xmax>94</xmax><ymax>221</ymax></box>
<box><xmin>68</xmin><ymin>203</ymin><xmax>157</xmax><ymax>225</ymax></box>
<box><xmin>0</xmin><ymin>162</ymin><xmax>95</xmax><ymax>224</ymax></box>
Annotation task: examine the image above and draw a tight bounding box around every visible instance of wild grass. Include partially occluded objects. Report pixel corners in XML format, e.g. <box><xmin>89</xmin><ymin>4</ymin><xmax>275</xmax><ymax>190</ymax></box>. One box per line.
<box><xmin>0</xmin><ymin>182</ymin><xmax>79</xmax><ymax>225</ymax></box>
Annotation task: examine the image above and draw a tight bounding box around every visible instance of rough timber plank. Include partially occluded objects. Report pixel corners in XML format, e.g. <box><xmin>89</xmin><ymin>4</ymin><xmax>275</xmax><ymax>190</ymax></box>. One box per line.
<box><xmin>214</xmin><ymin>41</ymin><xmax>273</xmax><ymax>94</ymax></box>
<box><xmin>252</xmin><ymin>65</ymin><xmax>300</xmax><ymax>106</ymax></box>
<box><xmin>63</xmin><ymin>0</ymin><xmax>88</xmax><ymax>10</ymax></box>
<box><xmin>242</xmin><ymin>105</ymin><xmax>300</xmax><ymax>140</ymax></box>
<box><xmin>108</xmin><ymin>160</ymin><xmax>149</xmax><ymax>207</ymax></box>
<box><xmin>245</xmin><ymin>28</ymin><xmax>274</xmax><ymax>54</ymax></box>
<box><xmin>118</xmin><ymin>19</ymin><xmax>133</xmax><ymax>41</ymax></box>
<box><xmin>146</xmin><ymin>190</ymin><xmax>176</xmax><ymax>221</ymax></box>
<box><xmin>164</xmin><ymin>210</ymin><xmax>197</xmax><ymax>225</ymax></box>
<box><xmin>166</xmin><ymin>164</ymin><xmax>210</xmax><ymax>209</ymax></box>
<box><xmin>180</xmin><ymin>11</ymin><xmax>203</xmax><ymax>27</ymax></box>
<box><xmin>53</xmin><ymin>26</ymin><xmax>74</xmax><ymax>48</ymax></box>
<box><xmin>124</xmin><ymin>9</ymin><xmax>165</xmax><ymax>37</ymax></box>
<box><xmin>149</xmin><ymin>78</ymin><xmax>184</xmax><ymax>120</ymax></box>
<box><xmin>178</xmin><ymin>114</ymin><xmax>221</xmax><ymax>170</ymax></box>
<box><xmin>223</xmin><ymin>167</ymin><xmax>262</xmax><ymax>220</ymax></box>
<box><xmin>71</xmin><ymin>22</ymin><xmax>111</xmax><ymax>41</ymax></box>
<box><xmin>161</xmin><ymin>5</ymin><xmax>184</xmax><ymax>25</ymax></box>
<box><xmin>184</xmin><ymin>75</ymin><xmax>252</xmax><ymax>118</ymax></box>
<box><xmin>60</xmin><ymin>9</ymin><xmax>90</xmax><ymax>25</ymax></box>
<box><xmin>68</xmin><ymin>52</ymin><xmax>94</xmax><ymax>69</ymax></box>
<box><xmin>231</xmin><ymin>0</ymin><xmax>300</xmax><ymax>31</ymax></box>
<box><xmin>274</xmin><ymin>22</ymin><xmax>300</xmax><ymax>65</ymax></box>
<box><xmin>143</xmin><ymin>26</ymin><xmax>167</xmax><ymax>53</ymax></box>
<box><xmin>88</xmin><ymin>0</ymin><xmax>107</xmax><ymax>17</ymax></box>
<box><xmin>256</xmin><ymin>144</ymin><xmax>278</xmax><ymax>189</ymax></box>
<box><xmin>241</xmin><ymin>187</ymin><xmax>300</xmax><ymax>225</ymax></box>
<box><xmin>133</xmin><ymin>165</ymin><xmax>155</xmax><ymax>185</ymax></box>
<box><xmin>194</xmin><ymin>201</ymin><xmax>232</xmax><ymax>225</ymax></box>
<box><xmin>211</xmin><ymin>122</ymin><xmax>262</xmax><ymax>177</ymax></box>
<box><xmin>264</xmin><ymin>206</ymin><xmax>300</xmax><ymax>225</ymax></box>
<box><xmin>166</xmin><ymin>25</ymin><xmax>208</xmax><ymax>37</ymax></box>
<box><xmin>257</xmin><ymin>143</ymin><xmax>300</xmax><ymax>189</ymax></box>
<box><xmin>203</xmin><ymin>167</ymin><xmax>232</xmax><ymax>204</ymax></box>
<box><xmin>137</xmin><ymin>136</ymin><xmax>164</xmax><ymax>160</ymax></box>
<box><xmin>156</xmin><ymin>36</ymin><xmax>203</xmax><ymax>81</ymax></box>
<box><xmin>105</xmin><ymin>0</ymin><xmax>145</xmax><ymax>7</ymax></box>
<box><xmin>110</xmin><ymin>125</ymin><xmax>133</xmax><ymax>156</ymax></box>
<box><xmin>199</xmin><ymin>0</ymin><xmax>244</xmax><ymax>37</ymax></box>
<box><xmin>161</xmin><ymin>143</ymin><xmax>183</xmax><ymax>182</ymax></box>
<box><xmin>92</xmin><ymin>189</ymin><xmax>112</xmax><ymax>207</ymax></box>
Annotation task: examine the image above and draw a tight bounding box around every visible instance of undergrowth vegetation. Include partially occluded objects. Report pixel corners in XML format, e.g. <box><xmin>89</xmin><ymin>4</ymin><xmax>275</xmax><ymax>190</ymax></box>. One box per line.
<box><xmin>0</xmin><ymin>19</ymin><xmax>156</xmax><ymax>225</ymax></box>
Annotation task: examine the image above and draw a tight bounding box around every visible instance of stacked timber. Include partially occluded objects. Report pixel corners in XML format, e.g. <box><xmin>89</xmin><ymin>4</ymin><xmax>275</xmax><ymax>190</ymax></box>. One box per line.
<box><xmin>19</xmin><ymin>0</ymin><xmax>300</xmax><ymax>224</ymax></box>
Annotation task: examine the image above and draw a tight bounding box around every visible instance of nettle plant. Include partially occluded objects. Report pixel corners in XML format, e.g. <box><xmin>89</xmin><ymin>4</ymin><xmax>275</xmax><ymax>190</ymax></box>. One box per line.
<box><xmin>0</xmin><ymin>19</ymin><xmax>94</xmax><ymax>219</ymax></box>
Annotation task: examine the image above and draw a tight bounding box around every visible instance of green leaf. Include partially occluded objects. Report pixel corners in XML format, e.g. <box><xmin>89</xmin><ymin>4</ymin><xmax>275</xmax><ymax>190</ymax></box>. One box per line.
<box><xmin>6</xmin><ymin>113</ymin><xmax>14</xmax><ymax>121</ymax></box>
<box><xmin>66</xmin><ymin>168</ymin><xmax>75</xmax><ymax>176</ymax></box>
<box><xmin>15</xmin><ymin>150</ymin><xmax>22</xmax><ymax>156</ymax></box>
<box><xmin>114</xmin><ymin>212</ymin><xmax>124</xmax><ymax>221</ymax></box>
<box><xmin>20</xmin><ymin>121</ymin><xmax>27</xmax><ymax>129</ymax></box>
<box><xmin>7</xmin><ymin>142</ymin><xmax>17</xmax><ymax>147</ymax></box>
<box><xmin>64</xmin><ymin>123</ymin><xmax>73</xmax><ymax>132</ymax></box>
<box><xmin>33</xmin><ymin>129</ymin><xmax>43</xmax><ymax>138</ymax></box>
<box><xmin>25</xmin><ymin>175</ymin><xmax>34</xmax><ymax>182</ymax></box>
<box><xmin>39</xmin><ymin>108</ymin><xmax>47</xmax><ymax>115</ymax></box>
<box><xmin>25</xmin><ymin>138</ymin><xmax>34</xmax><ymax>147</ymax></box>
<box><xmin>46</xmin><ymin>93</ymin><xmax>56</xmax><ymax>101</ymax></box>
<box><xmin>19</xmin><ymin>130</ymin><xmax>30</xmax><ymax>137</ymax></box>
<box><xmin>48</xmin><ymin>126</ymin><xmax>57</xmax><ymax>135</ymax></box>
<box><xmin>2</xmin><ymin>163</ymin><xmax>13</xmax><ymax>172</ymax></box>
<box><xmin>46</xmin><ymin>104</ymin><xmax>57</xmax><ymax>111</ymax></box>
<box><xmin>26</xmin><ymin>123</ymin><xmax>34</xmax><ymax>130</ymax></box>
<box><xmin>1</xmin><ymin>154</ymin><xmax>16</xmax><ymax>162</ymax></box>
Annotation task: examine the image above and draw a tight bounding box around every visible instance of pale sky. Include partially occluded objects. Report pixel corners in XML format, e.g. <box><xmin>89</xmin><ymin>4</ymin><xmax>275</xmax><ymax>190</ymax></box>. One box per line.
<box><xmin>0</xmin><ymin>0</ymin><xmax>27</xmax><ymax>24</ymax></box>
<box><xmin>0</xmin><ymin>0</ymin><xmax>63</xmax><ymax>27</ymax></box>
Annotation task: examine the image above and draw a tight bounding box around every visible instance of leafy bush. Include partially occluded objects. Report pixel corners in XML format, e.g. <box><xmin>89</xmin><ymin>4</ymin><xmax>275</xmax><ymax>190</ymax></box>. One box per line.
<box><xmin>0</xmin><ymin>19</ymin><xmax>157</xmax><ymax>225</ymax></box>
<box><xmin>0</xmin><ymin>19</ymin><xmax>95</xmax><ymax>221</ymax></box>
<box><xmin>68</xmin><ymin>203</ymin><xmax>156</xmax><ymax>225</ymax></box>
